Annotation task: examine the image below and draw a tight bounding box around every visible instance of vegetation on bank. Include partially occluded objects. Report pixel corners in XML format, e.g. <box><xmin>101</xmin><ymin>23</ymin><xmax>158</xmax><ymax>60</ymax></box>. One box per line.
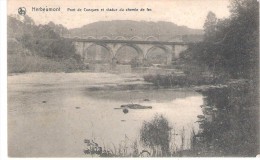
<box><xmin>143</xmin><ymin>72</ymin><xmax>227</xmax><ymax>88</ymax></box>
<box><xmin>8</xmin><ymin>15</ymin><xmax>85</xmax><ymax>73</ymax></box>
<box><xmin>144</xmin><ymin>0</ymin><xmax>258</xmax><ymax>87</ymax></box>
<box><xmin>8</xmin><ymin>54</ymin><xmax>85</xmax><ymax>73</ymax></box>
<box><xmin>190</xmin><ymin>80</ymin><xmax>259</xmax><ymax>157</ymax></box>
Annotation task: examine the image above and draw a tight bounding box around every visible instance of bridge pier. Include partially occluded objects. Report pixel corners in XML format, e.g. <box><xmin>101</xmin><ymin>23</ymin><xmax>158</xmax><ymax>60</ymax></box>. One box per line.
<box><xmin>171</xmin><ymin>45</ymin><xmax>175</xmax><ymax>60</ymax></box>
<box><xmin>166</xmin><ymin>54</ymin><xmax>172</xmax><ymax>65</ymax></box>
<box><xmin>112</xmin><ymin>57</ymin><xmax>118</xmax><ymax>64</ymax></box>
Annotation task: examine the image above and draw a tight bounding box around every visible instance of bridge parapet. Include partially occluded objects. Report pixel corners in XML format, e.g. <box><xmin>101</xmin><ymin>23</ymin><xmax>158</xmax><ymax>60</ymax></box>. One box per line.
<box><xmin>62</xmin><ymin>34</ymin><xmax>202</xmax><ymax>43</ymax></box>
<box><xmin>67</xmin><ymin>37</ymin><xmax>194</xmax><ymax>46</ymax></box>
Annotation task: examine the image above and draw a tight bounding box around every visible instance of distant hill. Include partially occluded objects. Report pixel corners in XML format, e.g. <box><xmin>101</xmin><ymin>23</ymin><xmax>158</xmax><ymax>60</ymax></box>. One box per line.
<box><xmin>69</xmin><ymin>20</ymin><xmax>203</xmax><ymax>42</ymax></box>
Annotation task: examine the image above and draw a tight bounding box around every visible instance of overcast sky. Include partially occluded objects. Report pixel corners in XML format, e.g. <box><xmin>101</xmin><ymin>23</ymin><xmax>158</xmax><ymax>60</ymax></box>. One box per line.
<box><xmin>8</xmin><ymin>0</ymin><xmax>231</xmax><ymax>29</ymax></box>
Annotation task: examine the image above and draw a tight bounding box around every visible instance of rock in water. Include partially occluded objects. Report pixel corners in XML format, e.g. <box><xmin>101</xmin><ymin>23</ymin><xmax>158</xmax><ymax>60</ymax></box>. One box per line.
<box><xmin>121</xmin><ymin>104</ymin><xmax>152</xmax><ymax>109</ymax></box>
<box><xmin>123</xmin><ymin>108</ymin><xmax>129</xmax><ymax>114</ymax></box>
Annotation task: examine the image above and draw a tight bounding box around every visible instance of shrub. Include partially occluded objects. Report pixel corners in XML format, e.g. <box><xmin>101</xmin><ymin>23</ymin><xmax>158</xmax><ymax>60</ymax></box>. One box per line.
<box><xmin>140</xmin><ymin>114</ymin><xmax>172</xmax><ymax>156</ymax></box>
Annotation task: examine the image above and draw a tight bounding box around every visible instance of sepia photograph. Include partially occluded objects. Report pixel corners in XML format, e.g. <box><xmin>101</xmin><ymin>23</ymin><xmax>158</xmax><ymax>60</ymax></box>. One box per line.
<box><xmin>5</xmin><ymin>0</ymin><xmax>260</xmax><ymax>158</ymax></box>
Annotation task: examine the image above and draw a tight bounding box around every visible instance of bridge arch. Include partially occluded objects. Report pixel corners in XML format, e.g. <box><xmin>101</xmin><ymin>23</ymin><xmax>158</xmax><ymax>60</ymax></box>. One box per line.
<box><xmin>129</xmin><ymin>36</ymin><xmax>142</xmax><ymax>41</ymax></box>
<box><xmin>83</xmin><ymin>43</ymin><xmax>113</xmax><ymax>63</ymax></box>
<box><xmin>114</xmin><ymin>36</ymin><xmax>127</xmax><ymax>40</ymax></box>
<box><xmin>114</xmin><ymin>44</ymin><xmax>144</xmax><ymax>64</ymax></box>
<box><xmin>115</xmin><ymin>44</ymin><xmax>143</xmax><ymax>57</ymax></box>
<box><xmin>145</xmin><ymin>45</ymin><xmax>171</xmax><ymax>64</ymax></box>
<box><xmin>145</xmin><ymin>36</ymin><xmax>159</xmax><ymax>41</ymax></box>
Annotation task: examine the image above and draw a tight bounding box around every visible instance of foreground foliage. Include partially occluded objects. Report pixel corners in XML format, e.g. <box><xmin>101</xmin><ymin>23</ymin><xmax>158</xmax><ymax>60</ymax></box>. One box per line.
<box><xmin>192</xmin><ymin>80</ymin><xmax>259</xmax><ymax>156</ymax></box>
<box><xmin>140</xmin><ymin>114</ymin><xmax>172</xmax><ymax>156</ymax></box>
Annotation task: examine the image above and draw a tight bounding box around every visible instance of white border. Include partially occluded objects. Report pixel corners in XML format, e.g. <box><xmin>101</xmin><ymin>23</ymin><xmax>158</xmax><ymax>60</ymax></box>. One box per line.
<box><xmin>0</xmin><ymin>0</ymin><xmax>8</xmax><ymax>159</ymax></box>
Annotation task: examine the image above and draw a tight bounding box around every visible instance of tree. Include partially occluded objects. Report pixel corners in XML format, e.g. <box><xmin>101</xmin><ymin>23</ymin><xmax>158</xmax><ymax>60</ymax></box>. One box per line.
<box><xmin>183</xmin><ymin>0</ymin><xmax>259</xmax><ymax>79</ymax></box>
<box><xmin>10</xmin><ymin>15</ymin><xmax>78</xmax><ymax>60</ymax></box>
<box><xmin>140</xmin><ymin>114</ymin><xmax>172</xmax><ymax>156</ymax></box>
<box><xmin>219</xmin><ymin>0</ymin><xmax>259</xmax><ymax>78</ymax></box>
<box><xmin>203</xmin><ymin>11</ymin><xmax>218</xmax><ymax>41</ymax></box>
<box><xmin>23</xmin><ymin>15</ymin><xmax>35</xmax><ymax>26</ymax></box>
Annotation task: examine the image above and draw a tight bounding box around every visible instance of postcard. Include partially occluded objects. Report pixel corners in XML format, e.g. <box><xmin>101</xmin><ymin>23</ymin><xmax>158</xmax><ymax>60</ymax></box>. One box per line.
<box><xmin>6</xmin><ymin>0</ymin><xmax>259</xmax><ymax>158</ymax></box>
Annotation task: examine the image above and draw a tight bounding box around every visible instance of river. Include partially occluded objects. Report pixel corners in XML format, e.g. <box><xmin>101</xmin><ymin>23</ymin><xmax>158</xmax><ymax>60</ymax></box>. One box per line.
<box><xmin>8</xmin><ymin>72</ymin><xmax>203</xmax><ymax>157</ymax></box>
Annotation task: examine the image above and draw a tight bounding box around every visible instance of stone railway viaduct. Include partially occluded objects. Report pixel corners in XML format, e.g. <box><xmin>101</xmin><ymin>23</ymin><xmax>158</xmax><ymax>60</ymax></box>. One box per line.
<box><xmin>67</xmin><ymin>36</ymin><xmax>194</xmax><ymax>65</ymax></box>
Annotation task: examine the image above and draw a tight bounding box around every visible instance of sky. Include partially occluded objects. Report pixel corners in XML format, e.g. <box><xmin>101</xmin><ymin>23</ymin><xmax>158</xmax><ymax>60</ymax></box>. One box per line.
<box><xmin>8</xmin><ymin>0</ymin><xmax>231</xmax><ymax>29</ymax></box>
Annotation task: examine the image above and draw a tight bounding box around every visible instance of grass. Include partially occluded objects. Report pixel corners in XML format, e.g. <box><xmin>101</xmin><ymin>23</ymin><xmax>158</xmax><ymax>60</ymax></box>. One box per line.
<box><xmin>8</xmin><ymin>54</ymin><xmax>85</xmax><ymax>73</ymax></box>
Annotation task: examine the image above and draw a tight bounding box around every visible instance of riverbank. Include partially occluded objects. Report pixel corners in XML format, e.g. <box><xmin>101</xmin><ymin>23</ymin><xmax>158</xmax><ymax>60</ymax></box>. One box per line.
<box><xmin>7</xmin><ymin>69</ymin><xmax>233</xmax><ymax>93</ymax></box>
<box><xmin>8</xmin><ymin>54</ymin><xmax>86</xmax><ymax>73</ymax></box>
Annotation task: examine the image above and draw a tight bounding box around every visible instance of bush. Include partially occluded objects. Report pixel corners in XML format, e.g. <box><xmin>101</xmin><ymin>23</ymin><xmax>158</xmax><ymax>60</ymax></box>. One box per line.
<box><xmin>143</xmin><ymin>73</ymin><xmax>217</xmax><ymax>87</ymax></box>
<box><xmin>140</xmin><ymin>114</ymin><xmax>172</xmax><ymax>156</ymax></box>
